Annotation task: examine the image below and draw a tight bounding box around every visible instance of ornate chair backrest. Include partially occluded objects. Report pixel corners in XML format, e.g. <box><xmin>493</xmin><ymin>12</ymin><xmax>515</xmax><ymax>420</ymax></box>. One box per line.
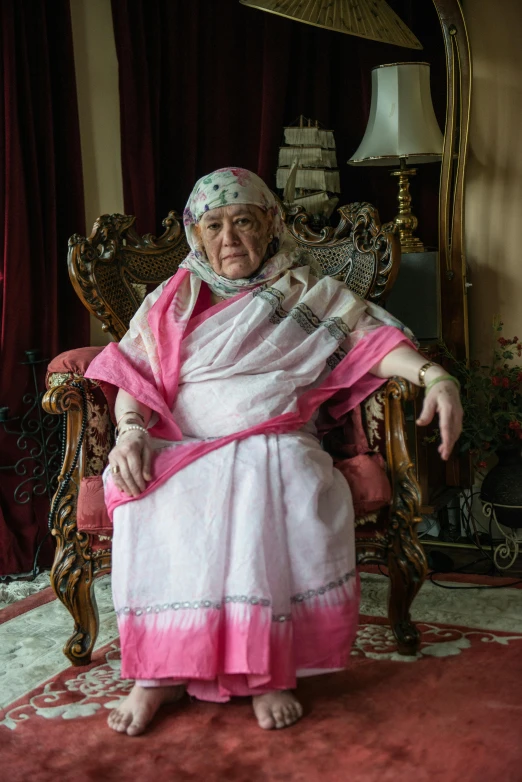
<box><xmin>68</xmin><ymin>212</ymin><xmax>190</xmax><ymax>341</ymax></box>
<box><xmin>284</xmin><ymin>203</ymin><xmax>400</xmax><ymax>300</ymax></box>
<box><xmin>68</xmin><ymin>203</ymin><xmax>400</xmax><ymax>341</ymax></box>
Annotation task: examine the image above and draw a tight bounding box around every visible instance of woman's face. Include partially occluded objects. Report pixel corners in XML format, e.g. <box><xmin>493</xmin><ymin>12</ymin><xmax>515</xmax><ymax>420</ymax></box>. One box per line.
<box><xmin>197</xmin><ymin>204</ymin><xmax>273</xmax><ymax>279</ymax></box>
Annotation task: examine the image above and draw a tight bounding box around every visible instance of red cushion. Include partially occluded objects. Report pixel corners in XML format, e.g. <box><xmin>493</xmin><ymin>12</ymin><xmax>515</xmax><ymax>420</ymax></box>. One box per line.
<box><xmin>47</xmin><ymin>346</ymin><xmax>105</xmax><ymax>375</ymax></box>
<box><xmin>77</xmin><ymin>475</ymin><xmax>113</xmax><ymax>534</ymax></box>
<box><xmin>46</xmin><ymin>346</ymin><xmax>118</xmax><ymax>421</ymax></box>
<box><xmin>335</xmin><ymin>452</ymin><xmax>392</xmax><ymax>515</ymax></box>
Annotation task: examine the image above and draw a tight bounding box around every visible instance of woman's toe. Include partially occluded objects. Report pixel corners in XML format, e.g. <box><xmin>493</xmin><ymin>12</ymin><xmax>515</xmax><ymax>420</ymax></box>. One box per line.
<box><xmin>126</xmin><ymin>718</ymin><xmax>147</xmax><ymax>736</ymax></box>
<box><xmin>256</xmin><ymin>703</ymin><xmax>276</xmax><ymax>730</ymax></box>
<box><xmin>273</xmin><ymin>708</ymin><xmax>286</xmax><ymax>729</ymax></box>
<box><xmin>108</xmin><ymin>708</ymin><xmax>131</xmax><ymax>733</ymax></box>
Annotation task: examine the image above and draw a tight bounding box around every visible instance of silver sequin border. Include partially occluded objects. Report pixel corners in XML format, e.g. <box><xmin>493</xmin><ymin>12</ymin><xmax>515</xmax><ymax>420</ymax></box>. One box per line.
<box><xmin>116</xmin><ymin>568</ymin><xmax>356</xmax><ymax>624</ymax></box>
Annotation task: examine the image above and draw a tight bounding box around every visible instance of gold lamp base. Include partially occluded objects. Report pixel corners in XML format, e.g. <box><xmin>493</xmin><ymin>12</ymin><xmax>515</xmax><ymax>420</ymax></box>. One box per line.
<box><xmin>390</xmin><ymin>161</ymin><xmax>425</xmax><ymax>253</ymax></box>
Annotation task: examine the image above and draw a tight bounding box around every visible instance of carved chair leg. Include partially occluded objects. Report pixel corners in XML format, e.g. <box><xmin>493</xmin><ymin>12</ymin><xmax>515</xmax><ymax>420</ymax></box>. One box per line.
<box><xmin>383</xmin><ymin>377</ymin><xmax>427</xmax><ymax>655</ymax></box>
<box><xmin>51</xmin><ymin>524</ymin><xmax>99</xmax><ymax>667</ymax></box>
<box><xmin>387</xmin><ymin>522</ymin><xmax>428</xmax><ymax>656</ymax></box>
<box><xmin>43</xmin><ymin>382</ymin><xmax>102</xmax><ymax>666</ymax></box>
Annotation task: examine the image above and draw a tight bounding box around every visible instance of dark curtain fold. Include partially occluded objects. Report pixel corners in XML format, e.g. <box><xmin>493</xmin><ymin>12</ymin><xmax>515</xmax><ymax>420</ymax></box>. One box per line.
<box><xmin>111</xmin><ymin>0</ymin><xmax>445</xmax><ymax>243</ymax></box>
<box><xmin>0</xmin><ymin>0</ymin><xmax>88</xmax><ymax>574</ymax></box>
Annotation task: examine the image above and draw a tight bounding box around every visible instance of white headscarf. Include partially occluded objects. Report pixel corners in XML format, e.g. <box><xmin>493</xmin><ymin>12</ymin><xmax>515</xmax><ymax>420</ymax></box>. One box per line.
<box><xmin>180</xmin><ymin>167</ymin><xmax>306</xmax><ymax>298</ymax></box>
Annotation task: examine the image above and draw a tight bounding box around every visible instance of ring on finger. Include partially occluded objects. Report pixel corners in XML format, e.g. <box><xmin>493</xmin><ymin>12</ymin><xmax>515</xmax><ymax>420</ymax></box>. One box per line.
<box><xmin>111</xmin><ymin>465</ymin><xmax>120</xmax><ymax>474</ymax></box>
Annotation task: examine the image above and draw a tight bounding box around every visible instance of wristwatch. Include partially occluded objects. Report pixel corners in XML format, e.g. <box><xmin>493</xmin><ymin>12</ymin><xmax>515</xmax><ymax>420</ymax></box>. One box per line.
<box><xmin>418</xmin><ymin>361</ymin><xmax>435</xmax><ymax>387</ymax></box>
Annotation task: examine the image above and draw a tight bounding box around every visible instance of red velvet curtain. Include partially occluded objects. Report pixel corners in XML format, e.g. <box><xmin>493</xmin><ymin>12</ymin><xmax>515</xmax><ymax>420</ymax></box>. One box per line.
<box><xmin>111</xmin><ymin>0</ymin><xmax>445</xmax><ymax>244</ymax></box>
<box><xmin>0</xmin><ymin>0</ymin><xmax>89</xmax><ymax>574</ymax></box>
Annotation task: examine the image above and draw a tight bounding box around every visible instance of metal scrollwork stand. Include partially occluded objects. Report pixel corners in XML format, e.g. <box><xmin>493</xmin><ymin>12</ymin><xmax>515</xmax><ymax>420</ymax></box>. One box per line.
<box><xmin>481</xmin><ymin>501</ymin><xmax>522</xmax><ymax>572</ymax></box>
<box><xmin>0</xmin><ymin>350</ymin><xmax>64</xmax><ymax>575</ymax></box>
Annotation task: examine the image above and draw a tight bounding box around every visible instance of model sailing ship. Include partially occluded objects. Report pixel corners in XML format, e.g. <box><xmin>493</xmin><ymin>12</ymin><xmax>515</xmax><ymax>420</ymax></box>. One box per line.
<box><xmin>276</xmin><ymin>116</ymin><xmax>340</xmax><ymax>220</ymax></box>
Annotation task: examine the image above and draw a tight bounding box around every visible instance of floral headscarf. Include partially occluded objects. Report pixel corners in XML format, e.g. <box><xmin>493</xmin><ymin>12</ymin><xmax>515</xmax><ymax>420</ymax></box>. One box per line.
<box><xmin>180</xmin><ymin>167</ymin><xmax>304</xmax><ymax>298</ymax></box>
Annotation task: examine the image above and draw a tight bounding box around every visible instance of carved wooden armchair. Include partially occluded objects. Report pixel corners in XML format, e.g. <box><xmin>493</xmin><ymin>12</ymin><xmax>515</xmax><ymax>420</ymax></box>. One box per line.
<box><xmin>43</xmin><ymin>203</ymin><xmax>427</xmax><ymax>667</ymax></box>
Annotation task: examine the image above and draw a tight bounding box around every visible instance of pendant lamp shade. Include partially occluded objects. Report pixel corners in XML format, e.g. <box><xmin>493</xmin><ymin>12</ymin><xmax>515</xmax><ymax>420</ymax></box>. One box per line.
<box><xmin>239</xmin><ymin>0</ymin><xmax>423</xmax><ymax>50</ymax></box>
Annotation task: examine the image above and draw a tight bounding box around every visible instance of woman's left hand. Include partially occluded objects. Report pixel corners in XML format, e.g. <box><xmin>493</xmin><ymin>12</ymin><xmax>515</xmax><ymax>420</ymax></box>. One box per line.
<box><xmin>416</xmin><ymin>380</ymin><xmax>464</xmax><ymax>461</ymax></box>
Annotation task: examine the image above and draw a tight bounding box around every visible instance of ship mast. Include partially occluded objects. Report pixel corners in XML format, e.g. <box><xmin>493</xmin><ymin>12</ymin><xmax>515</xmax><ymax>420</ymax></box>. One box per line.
<box><xmin>276</xmin><ymin>116</ymin><xmax>340</xmax><ymax>220</ymax></box>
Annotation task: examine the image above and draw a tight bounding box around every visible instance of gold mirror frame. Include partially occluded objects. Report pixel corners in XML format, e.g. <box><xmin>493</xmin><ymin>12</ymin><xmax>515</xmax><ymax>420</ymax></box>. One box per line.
<box><xmin>432</xmin><ymin>0</ymin><xmax>471</xmax><ymax>360</ymax></box>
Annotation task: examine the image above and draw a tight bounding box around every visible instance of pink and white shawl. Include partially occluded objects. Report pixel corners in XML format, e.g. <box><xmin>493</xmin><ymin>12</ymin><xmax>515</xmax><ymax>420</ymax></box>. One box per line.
<box><xmin>85</xmin><ymin>264</ymin><xmax>412</xmax><ymax>519</ymax></box>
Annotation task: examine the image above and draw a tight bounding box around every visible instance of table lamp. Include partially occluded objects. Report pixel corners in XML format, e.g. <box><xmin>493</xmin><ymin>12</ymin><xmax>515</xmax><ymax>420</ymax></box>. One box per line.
<box><xmin>348</xmin><ymin>62</ymin><xmax>444</xmax><ymax>253</ymax></box>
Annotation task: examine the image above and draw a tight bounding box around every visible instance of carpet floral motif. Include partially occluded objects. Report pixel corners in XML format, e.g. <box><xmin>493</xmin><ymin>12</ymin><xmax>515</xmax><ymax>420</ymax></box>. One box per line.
<box><xmin>2</xmin><ymin>619</ymin><xmax>522</xmax><ymax>731</ymax></box>
<box><xmin>0</xmin><ymin>576</ymin><xmax>118</xmax><ymax>710</ymax></box>
<box><xmin>352</xmin><ymin>621</ymin><xmax>522</xmax><ymax>662</ymax></box>
<box><xmin>0</xmin><ymin>644</ymin><xmax>132</xmax><ymax>730</ymax></box>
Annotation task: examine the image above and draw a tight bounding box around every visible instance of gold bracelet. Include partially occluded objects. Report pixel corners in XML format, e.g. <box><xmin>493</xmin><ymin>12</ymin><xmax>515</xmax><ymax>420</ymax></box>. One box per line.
<box><xmin>418</xmin><ymin>361</ymin><xmax>435</xmax><ymax>387</ymax></box>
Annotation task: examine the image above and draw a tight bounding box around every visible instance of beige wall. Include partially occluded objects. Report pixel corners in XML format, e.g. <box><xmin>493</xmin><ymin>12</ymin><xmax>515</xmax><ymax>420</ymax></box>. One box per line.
<box><xmin>464</xmin><ymin>0</ymin><xmax>522</xmax><ymax>361</ymax></box>
<box><xmin>70</xmin><ymin>0</ymin><xmax>123</xmax><ymax>347</ymax></box>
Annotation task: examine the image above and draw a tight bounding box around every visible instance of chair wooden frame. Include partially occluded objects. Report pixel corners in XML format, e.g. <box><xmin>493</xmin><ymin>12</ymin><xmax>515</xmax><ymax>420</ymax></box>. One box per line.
<box><xmin>43</xmin><ymin>203</ymin><xmax>427</xmax><ymax>666</ymax></box>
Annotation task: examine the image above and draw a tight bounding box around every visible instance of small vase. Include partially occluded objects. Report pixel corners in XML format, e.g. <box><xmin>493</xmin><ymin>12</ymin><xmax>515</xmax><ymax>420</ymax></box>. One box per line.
<box><xmin>481</xmin><ymin>446</ymin><xmax>522</xmax><ymax>529</ymax></box>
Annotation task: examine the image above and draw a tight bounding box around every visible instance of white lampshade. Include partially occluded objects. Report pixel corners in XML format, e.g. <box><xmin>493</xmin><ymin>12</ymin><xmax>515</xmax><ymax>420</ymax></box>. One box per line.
<box><xmin>348</xmin><ymin>62</ymin><xmax>444</xmax><ymax>166</ymax></box>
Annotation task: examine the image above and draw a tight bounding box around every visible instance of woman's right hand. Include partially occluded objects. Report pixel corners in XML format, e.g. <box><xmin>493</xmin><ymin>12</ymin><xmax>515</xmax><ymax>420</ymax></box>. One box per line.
<box><xmin>108</xmin><ymin>431</ymin><xmax>153</xmax><ymax>497</ymax></box>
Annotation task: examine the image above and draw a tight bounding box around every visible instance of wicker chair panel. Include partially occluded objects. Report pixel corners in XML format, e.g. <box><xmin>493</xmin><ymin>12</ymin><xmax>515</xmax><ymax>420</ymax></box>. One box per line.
<box><xmin>94</xmin><ymin>262</ymin><xmax>140</xmax><ymax>329</ymax></box>
<box><xmin>119</xmin><ymin>242</ymin><xmax>189</xmax><ymax>283</ymax></box>
<box><xmin>346</xmin><ymin>252</ymin><xmax>377</xmax><ymax>298</ymax></box>
<box><xmin>284</xmin><ymin>203</ymin><xmax>397</xmax><ymax>302</ymax></box>
<box><xmin>306</xmin><ymin>241</ymin><xmax>355</xmax><ymax>278</ymax></box>
<box><xmin>308</xmin><ymin>243</ymin><xmax>376</xmax><ymax>297</ymax></box>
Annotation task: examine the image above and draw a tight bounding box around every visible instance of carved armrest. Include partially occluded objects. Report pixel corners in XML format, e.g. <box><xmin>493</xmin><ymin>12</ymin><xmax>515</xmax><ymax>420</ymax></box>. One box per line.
<box><xmin>383</xmin><ymin>377</ymin><xmax>427</xmax><ymax>602</ymax></box>
<box><xmin>43</xmin><ymin>347</ymin><xmax>116</xmax><ymax>540</ymax></box>
<box><xmin>43</xmin><ymin>381</ymin><xmax>91</xmax><ymax>499</ymax></box>
<box><xmin>43</xmin><ymin>370</ymin><xmax>114</xmax><ymax>479</ymax></box>
<box><xmin>43</xmin><ymin>376</ymin><xmax>114</xmax><ymax>550</ymax></box>
<box><xmin>383</xmin><ymin>377</ymin><xmax>422</xmax><ymax>525</ymax></box>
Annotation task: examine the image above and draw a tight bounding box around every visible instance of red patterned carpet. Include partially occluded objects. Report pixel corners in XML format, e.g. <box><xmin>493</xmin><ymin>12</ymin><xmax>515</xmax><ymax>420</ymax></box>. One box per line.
<box><xmin>1</xmin><ymin>588</ymin><xmax>522</xmax><ymax>782</ymax></box>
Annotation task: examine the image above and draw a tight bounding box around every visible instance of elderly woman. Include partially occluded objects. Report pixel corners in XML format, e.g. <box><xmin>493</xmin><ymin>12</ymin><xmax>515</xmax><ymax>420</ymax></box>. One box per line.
<box><xmin>86</xmin><ymin>167</ymin><xmax>462</xmax><ymax>736</ymax></box>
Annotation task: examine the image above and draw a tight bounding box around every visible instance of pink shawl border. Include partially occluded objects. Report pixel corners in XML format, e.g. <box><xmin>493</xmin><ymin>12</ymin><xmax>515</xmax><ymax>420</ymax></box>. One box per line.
<box><xmin>85</xmin><ymin>271</ymin><xmax>255</xmax><ymax>439</ymax></box>
<box><xmin>103</xmin><ymin>325</ymin><xmax>412</xmax><ymax>519</ymax></box>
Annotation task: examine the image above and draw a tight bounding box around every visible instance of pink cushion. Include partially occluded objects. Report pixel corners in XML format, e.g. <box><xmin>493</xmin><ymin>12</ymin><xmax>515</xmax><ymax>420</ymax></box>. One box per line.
<box><xmin>77</xmin><ymin>475</ymin><xmax>112</xmax><ymax>534</ymax></box>
<box><xmin>46</xmin><ymin>346</ymin><xmax>118</xmax><ymax>421</ymax></box>
<box><xmin>326</xmin><ymin>404</ymin><xmax>392</xmax><ymax>515</ymax></box>
<box><xmin>47</xmin><ymin>346</ymin><xmax>105</xmax><ymax>375</ymax></box>
<box><xmin>335</xmin><ymin>452</ymin><xmax>392</xmax><ymax>515</ymax></box>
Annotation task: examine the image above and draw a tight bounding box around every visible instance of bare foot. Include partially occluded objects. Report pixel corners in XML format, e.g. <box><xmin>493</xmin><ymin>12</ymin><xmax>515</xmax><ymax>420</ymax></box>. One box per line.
<box><xmin>252</xmin><ymin>690</ymin><xmax>304</xmax><ymax>730</ymax></box>
<box><xmin>108</xmin><ymin>683</ymin><xmax>185</xmax><ymax>736</ymax></box>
